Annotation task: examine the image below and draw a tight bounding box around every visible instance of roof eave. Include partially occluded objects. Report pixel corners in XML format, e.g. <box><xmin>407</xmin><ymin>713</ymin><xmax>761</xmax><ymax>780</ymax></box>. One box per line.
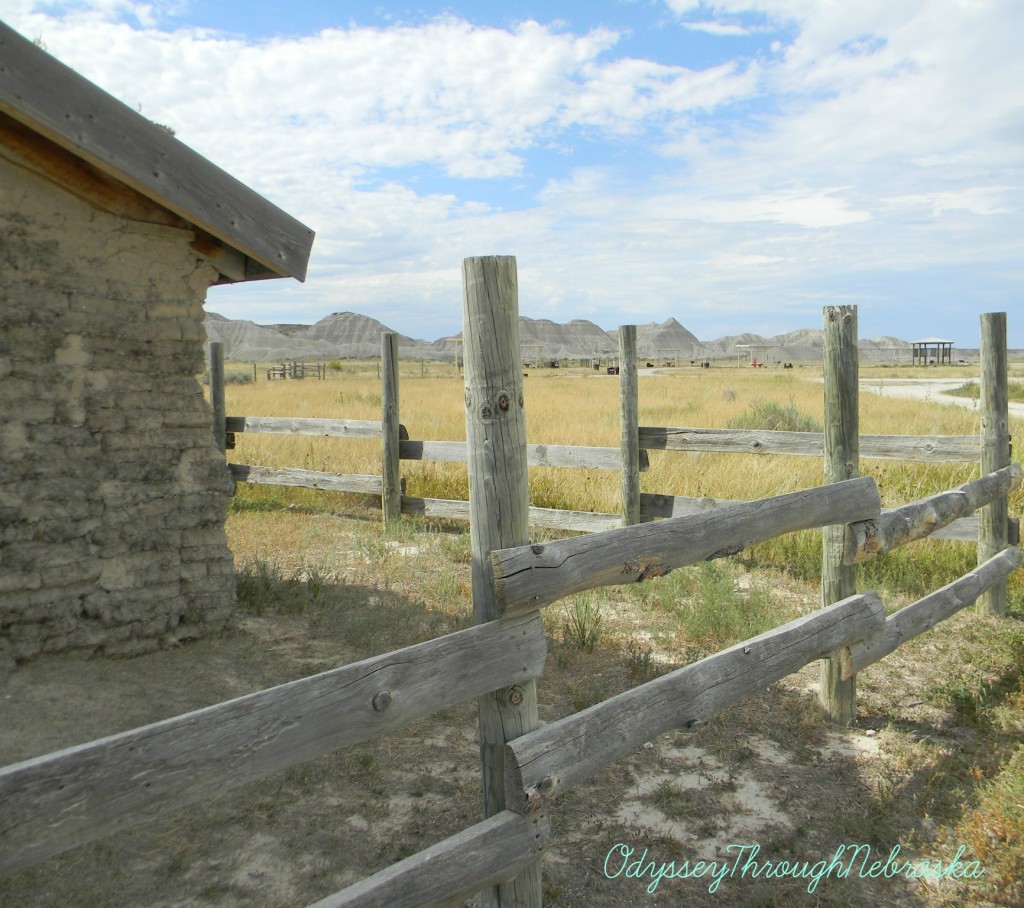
<box><xmin>0</xmin><ymin>22</ymin><xmax>314</xmax><ymax>282</ymax></box>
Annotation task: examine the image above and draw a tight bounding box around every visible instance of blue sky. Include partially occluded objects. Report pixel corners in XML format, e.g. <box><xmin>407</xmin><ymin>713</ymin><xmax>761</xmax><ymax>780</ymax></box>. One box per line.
<box><xmin>5</xmin><ymin>1</ymin><xmax>1023</xmax><ymax>346</ymax></box>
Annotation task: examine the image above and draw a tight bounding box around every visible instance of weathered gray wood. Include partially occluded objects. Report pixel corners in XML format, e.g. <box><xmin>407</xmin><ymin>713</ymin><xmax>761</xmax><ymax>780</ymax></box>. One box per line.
<box><xmin>209</xmin><ymin>342</ymin><xmax>226</xmax><ymax>454</ymax></box>
<box><xmin>226</xmin><ymin>416</ymin><xmax>383</xmax><ymax>438</ymax></box>
<box><xmin>638</xmin><ymin>427</ymin><xmax>980</xmax><ymax>462</ymax></box>
<box><xmin>229</xmin><ymin>464</ymin><xmax>382</xmax><ymax>495</ymax></box>
<box><xmin>400</xmin><ymin>497</ymin><xmax>622</xmax><ymax>533</ymax></box>
<box><xmin>492</xmin><ymin>476</ymin><xmax>881</xmax><ymax>615</ymax></box>
<box><xmin>398</xmin><ymin>439</ymin><xmax>647</xmax><ymax>472</ymax></box>
<box><xmin>820</xmin><ymin>304</ymin><xmax>859</xmax><ymax>725</ymax></box>
<box><xmin>306</xmin><ymin>810</ymin><xmax>548</xmax><ymax>908</ymax></box>
<box><xmin>504</xmin><ymin>592</ymin><xmax>886</xmax><ymax>813</ymax></box>
<box><xmin>381</xmin><ymin>333</ymin><xmax>402</xmax><ymax>523</ymax></box>
<box><xmin>0</xmin><ymin>613</ymin><xmax>547</xmax><ymax>878</ymax></box>
<box><xmin>845</xmin><ymin>548</ymin><xmax>1022</xmax><ymax>677</ymax></box>
<box><xmin>0</xmin><ymin>24</ymin><xmax>314</xmax><ymax>281</ymax></box>
<box><xmin>619</xmin><ymin>325</ymin><xmax>641</xmax><ymax>526</ymax></box>
<box><xmin>461</xmin><ymin>255</ymin><xmax>542</xmax><ymax>907</ymax></box>
<box><xmin>978</xmin><ymin>313</ymin><xmax>1011</xmax><ymax>616</ymax></box>
<box><xmin>845</xmin><ymin>465</ymin><xmax>1023</xmax><ymax>563</ymax></box>
<box><xmin>639</xmin><ymin>493</ymin><xmax>999</xmax><ymax>542</ymax></box>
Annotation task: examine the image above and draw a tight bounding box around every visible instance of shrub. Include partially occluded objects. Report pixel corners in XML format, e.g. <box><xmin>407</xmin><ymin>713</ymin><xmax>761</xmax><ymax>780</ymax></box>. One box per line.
<box><xmin>727</xmin><ymin>396</ymin><xmax>823</xmax><ymax>433</ymax></box>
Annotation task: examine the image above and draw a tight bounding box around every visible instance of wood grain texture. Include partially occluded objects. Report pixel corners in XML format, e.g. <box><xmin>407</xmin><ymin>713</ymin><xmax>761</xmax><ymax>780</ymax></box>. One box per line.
<box><xmin>845</xmin><ymin>465</ymin><xmax>1022</xmax><ymax>563</ymax></box>
<box><xmin>504</xmin><ymin>592</ymin><xmax>885</xmax><ymax>813</ymax></box>
<box><xmin>461</xmin><ymin>255</ymin><xmax>542</xmax><ymax>907</ymax></box>
<box><xmin>226</xmin><ymin>416</ymin><xmax>383</xmax><ymax>439</ymax></box>
<box><xmin>638</xmin><ymin>426</ymin><xmax>980</xmax><ymax>462</ymax></box>
<box><xmin>306</xmin><ymin>810</ymin><xmax>548</xmax><ymax>908</ymax></box>
<box><xmin>619</xmin><ymin>326</ymin><xmax>640</xmax><ymax>526</ymax></box>
<box><xmin>820</xmin><ymin>304</ymin><xmax>859</xmax><ymax>725</ymax></box>
<box><xmin>398</xmin><ymin>440</ymin><xmax>645</xmax><ymax>472</ymax></box>
<box><xmin>846</xmin><ymin>548</ymin><xmax>1022</xmax><ymax>677</ymax></box>
<box><xmin>0</xmin><ymin>23</ymin><xmax>313</xmax><ymax>280</ymax></box>
<box><xmin>0</xmin><ymin>614</ymin><xmax>547</xmax><ymax>877</ymax></box>
<box><xmin>381</xmin><ymin>333</ymin><xmax>402</xmax><ymax>522</ymax></box>
<box><xmin>400</xmin><ymin>497</ymin><xmax>622</xmax><ymax>532</ymax></box>
<box><xmin>978</xmin><ymin>313</ymin><xmax>1011</xmax><ymax>616</ymax></box>
<box><xmin>209</xmin><ymin>342</ymin><xmax>226</xmax><ymax>454</ymax></box>
<box><xmin>491</xmin><ymin>477</ymin><xmax>881</xmax><ymax>615</ymax></box>
<box><xmin>639</xmin><ymin>492</ymin><xmax>990</xmax><ymax>541</ymax></box>
<box><xmin>229</xmin><ymin>464</ymin><xmax>382</xmax><ymax>495</ymax></box>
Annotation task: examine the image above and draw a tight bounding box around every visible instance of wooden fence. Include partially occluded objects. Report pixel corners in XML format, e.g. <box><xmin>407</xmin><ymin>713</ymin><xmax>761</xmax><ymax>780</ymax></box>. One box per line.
<box><xmin>1</xmin><ymin>261</ymin><xmax>1019</xmax><ymax>908</ymax></box>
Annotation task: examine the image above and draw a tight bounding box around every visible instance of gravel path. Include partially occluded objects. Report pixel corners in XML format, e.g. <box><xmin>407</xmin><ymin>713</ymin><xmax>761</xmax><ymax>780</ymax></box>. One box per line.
<box><xmin>859</xmin><ymin>377</ymin><xmax>1024</xmax><ymax>418</ymax></box>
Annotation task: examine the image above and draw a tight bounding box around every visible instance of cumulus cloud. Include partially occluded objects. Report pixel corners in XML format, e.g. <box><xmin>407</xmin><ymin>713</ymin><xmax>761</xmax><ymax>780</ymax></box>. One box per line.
<box><xmin>5</xmin><ymin>0</ymin><xmax>1022</xmax><ymax>342</ymax></box>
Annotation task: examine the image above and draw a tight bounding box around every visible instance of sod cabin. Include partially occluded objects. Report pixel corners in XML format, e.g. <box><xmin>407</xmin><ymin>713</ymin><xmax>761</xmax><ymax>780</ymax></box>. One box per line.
<box><xmin>0</xmin><ymin>24</ymin><xmax>314</xmax><ymax>677</ymax></box>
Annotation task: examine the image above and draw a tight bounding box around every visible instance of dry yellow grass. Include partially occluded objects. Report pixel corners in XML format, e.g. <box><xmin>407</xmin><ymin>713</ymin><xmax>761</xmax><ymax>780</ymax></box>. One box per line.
<box><xmin>223</xmin><ymin>361</ymin><xmax>1019</xmax><ymax>515</ymax></box>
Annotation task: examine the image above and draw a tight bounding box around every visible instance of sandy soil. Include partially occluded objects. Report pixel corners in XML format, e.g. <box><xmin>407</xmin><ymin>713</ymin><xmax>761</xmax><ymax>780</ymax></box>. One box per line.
<box><xmin>0</xmin><ymin>577</ymin><xmax>1007</xmax><ymax>908</ymax></box>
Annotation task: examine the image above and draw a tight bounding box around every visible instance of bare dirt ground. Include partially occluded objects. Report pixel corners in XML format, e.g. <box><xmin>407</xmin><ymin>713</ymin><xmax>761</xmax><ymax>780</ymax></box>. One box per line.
<box><xmin>859</xmin><ymin>378</ymin><xmax>1024</xmax><ymax>418</ymax></box>
<box><xmin>1</xmin><ymin>517</ymin><xmax>1020</xmax><ymax>908</ymax></box>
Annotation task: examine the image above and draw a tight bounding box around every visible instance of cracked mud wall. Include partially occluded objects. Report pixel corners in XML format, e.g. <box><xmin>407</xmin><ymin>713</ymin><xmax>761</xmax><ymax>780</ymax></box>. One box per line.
<box><xmin>0</xmin><ymin>155</ymin><xmax>236</xmax><ymax>676</ymax></box>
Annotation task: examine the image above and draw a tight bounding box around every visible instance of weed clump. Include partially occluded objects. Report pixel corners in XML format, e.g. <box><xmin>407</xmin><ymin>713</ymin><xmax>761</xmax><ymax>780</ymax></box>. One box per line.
<box><xmin>727</xmin><ymin>396</ymin><xmax>823</xmax><ymax>433</ymax></box>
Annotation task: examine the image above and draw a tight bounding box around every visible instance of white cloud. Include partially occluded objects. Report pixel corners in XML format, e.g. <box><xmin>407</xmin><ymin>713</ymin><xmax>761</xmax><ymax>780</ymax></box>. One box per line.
<box><xmin>4</xmin><ymin>1</ymin><xmax>1022</xmax><ymax>343</ymax></box>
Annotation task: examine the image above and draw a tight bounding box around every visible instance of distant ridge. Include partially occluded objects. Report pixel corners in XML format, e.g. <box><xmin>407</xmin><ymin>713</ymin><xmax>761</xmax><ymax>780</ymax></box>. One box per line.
<box><xmin>204</xmin><ymin>311</ymin><xmax>918</xmax><ymax>363</ymax></box>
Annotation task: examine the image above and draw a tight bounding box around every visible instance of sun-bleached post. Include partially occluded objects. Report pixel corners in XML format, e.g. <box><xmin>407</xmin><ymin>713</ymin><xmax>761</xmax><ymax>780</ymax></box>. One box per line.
<box><xmin>209</xmin><ymin>342</ymin><xmax>226</xmax><ymax>454</ymax></box>
<box><xmin>462</xmin><ymin>256</ymin><xmax>542</xmax><ymax>907</ymax></box>
<box><xmin>619</xmin><ymin>325</ymin><xmax>640</xmax><ymax>526</ymax></box>
<box><xmin>978</xmin><ymin>312</ymin><xmax>1010</xmax><ymax>616</ymax></box>
<box><xmin>381</xmin><ymin>332</ymin><xmax>402</xmax><ymax>524</ymax></box>
<box><xmin>821</xmin><ymin>305</ymin><xmax>859</xmax><ymax>724</ymax></box>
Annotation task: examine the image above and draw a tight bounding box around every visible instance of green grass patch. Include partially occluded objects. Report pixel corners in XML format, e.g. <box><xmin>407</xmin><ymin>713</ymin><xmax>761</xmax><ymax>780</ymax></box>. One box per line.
<box><xmin>726</xmin><ymin>396</ymin><xmax>823</xmax><ymax>433</ymax></box>
<box><xmin>948</xmin><ymin>379</ymin><xmax>1024</xmax><ymax>402</ymax></box>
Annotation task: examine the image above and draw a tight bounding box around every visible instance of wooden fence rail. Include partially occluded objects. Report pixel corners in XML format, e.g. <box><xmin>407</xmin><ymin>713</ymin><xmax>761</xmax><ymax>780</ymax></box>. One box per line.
<box><xmin>638</xmin><ymin>426</ymin><xmax>981</xmax><ymax>462</ymax></box>
<box><xmin>845</xmin><ymin>464</ymin><xmax>1022</xmax><ymax>563</ymax></box>
<box><xmin>503</xmin><ymin>592</ymin><xmax>886</xmax><ymax>814</ymax></box>
<box><xmin>845</xmin><ymin>546</ymin><xmax>1022</xmax><ymax>677</ymax></box>
<box><xmin>490</xmin><ymin>477</ymin><xmax>881</xmax><ymax>615</ymax></box>
<box><xmin>21</xmin><ymin>304</ymin><xmax>1001</xmax><ymax>906</ymax></box>
<box><xmin>0</xmin><ymin>613</ymin><xmax>546</xmax><ymax>878</ymax></box>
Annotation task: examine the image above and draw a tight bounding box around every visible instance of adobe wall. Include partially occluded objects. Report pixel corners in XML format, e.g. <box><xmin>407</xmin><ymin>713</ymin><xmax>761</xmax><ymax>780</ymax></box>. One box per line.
<box><xmin>0</xmin><ymin>155</ymin><xmax>236</xmax><ymax>677</ymax></box>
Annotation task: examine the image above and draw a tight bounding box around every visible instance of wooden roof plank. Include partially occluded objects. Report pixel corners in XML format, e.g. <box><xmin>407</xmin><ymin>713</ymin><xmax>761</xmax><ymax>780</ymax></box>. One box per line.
<box><xmin>0</xmin><ymin>22</ymin><xmax>314</xmax><ymax>281</ymax></box>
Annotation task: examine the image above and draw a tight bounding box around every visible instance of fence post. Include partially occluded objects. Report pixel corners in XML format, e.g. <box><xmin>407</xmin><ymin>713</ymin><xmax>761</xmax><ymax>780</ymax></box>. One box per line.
<box><xmin>381</xmin><ymin>333</ymin><xmax>402</xmax><ymax>524</ymax></box>
<box><xmin>978</xmin><ymin>312</ymin><xmax>1010</xmax><ymax>616</ymax></box>
<box><xmin>462</xmin><ymin>256</ymin><xmax>542</xmax><ymax>908</ymax></box>
<box><xmin>821</xmin><ymin>305</ymin><xmax>859</xmax><ymax>724</ymax></box>
<box><xmin>619</xmin><ymin>325</ymin><xmax>640</xmax><ymax>526</ymax></box>
<box><xmin>209</xmin><ymin>342</ymin><xmax>226</xmax><ymax>455</ymax></box>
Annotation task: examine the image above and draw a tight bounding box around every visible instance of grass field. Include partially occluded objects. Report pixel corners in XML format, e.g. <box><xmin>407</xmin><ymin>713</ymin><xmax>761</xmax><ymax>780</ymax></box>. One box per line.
<box><xmin>212</xmin><ymin>358</ymin><xmax>1024</xmax><ymax>905</ymax></box>
<box><xmin>4</xmin><ymin>360</ymin><xmax>1023</xmax><ymax>906</ymax></box>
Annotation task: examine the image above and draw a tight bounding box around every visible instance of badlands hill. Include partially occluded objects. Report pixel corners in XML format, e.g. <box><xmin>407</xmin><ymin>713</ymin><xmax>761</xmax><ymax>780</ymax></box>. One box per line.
<box><xmin>204</xmin><ymin>311</ymin><xmax>913</xmax><ymax>363</ymax></box>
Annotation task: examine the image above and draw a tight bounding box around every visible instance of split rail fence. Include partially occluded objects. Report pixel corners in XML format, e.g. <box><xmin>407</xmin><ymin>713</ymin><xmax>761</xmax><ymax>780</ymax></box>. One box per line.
<box><xmin>1</xmin><ymin>260</ymin><xmax>1019</xmax><ymax>907</ymax></box>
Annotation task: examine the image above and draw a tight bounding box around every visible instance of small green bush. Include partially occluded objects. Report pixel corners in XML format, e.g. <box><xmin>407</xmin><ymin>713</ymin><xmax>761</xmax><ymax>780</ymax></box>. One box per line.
<box><xmin>727</xmin><ymin>396</ymin><xmax>823</xmax><ymax>433</ymax></box>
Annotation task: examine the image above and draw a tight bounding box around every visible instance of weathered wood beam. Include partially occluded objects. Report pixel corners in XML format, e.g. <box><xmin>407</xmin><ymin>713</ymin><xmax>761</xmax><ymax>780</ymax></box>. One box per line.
<box><xmin>381</xmin><ymin>333</ymin><xmax>402</xmax><ymax>523</ymax></box>
<box><xmin>845</xmin><ymin>548</ymin><xmax>1022</xmax><ymax>678</ymax></box>
<box><xmin>491</xmin><ymin>476</ymin><xmax>881</xmax><ymax>615</ymax></box>
<box><xmin>619</xmin><ymin>326</ymin><xmax>640</xmax><ymax>526</ymax></box>
<box><xmin>398</xmin><ymin>440</ymin><xmax>648</xmax><ymax>472</ymax></box>
<box><xmin>306</xmin><ymin>810</ymin><xmax>548</xmax><ymax>908</ymax></box>
<box><xmin>229</xmin><ymin>464</ymin><xmax>382</xmax><ymax>495</ymax></box>
<box><xmin>638</xmin><ymin>426</ymin><xmax>980</xmax><ymax>463</ymax></box>
<box><xmin>226</xmin><ymin>416</ymin><xmax>383</xmax><ymax>439</ymax></box>
<box><xmin>461</xmin><ymin>255</ymin><xmax>542</xmax><ymax>907</ymax></box>
<box><xmin>0</xmin><ymin>614</ymin><xmax>547</xmax><ymax>878</ymax></box>
<box><xmin>821</xmin><ymin>304</ymin><xmax>859</xmax><ymax>725</ymax></box>
<box><xmin>639</xmin><ymin>493</ymin><xmax>1009</xmax><ymax>543</ymax></box>
<box><xmin>845</xmin><ymin>464</ymin><xmax>1023</xmax><ymax>563</ymax></box>
<box><xmin>504</xmin><ymin>593</ymin><xmax>886</xmax><ymax>813</ymax></box>
<box><xmin>978</xmin><ymin>312</ymin><xmax>1012</xmax><ymax>616</ymax></box>
<box><xmin>0</xmin><ymin>23</ymin><xmax>314</xmax><ymax>280</ymax></box>
<box><xmin>400</xmin><ymin>497</ymin><xmax>622</xmax><ymax>533</ymax></box>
